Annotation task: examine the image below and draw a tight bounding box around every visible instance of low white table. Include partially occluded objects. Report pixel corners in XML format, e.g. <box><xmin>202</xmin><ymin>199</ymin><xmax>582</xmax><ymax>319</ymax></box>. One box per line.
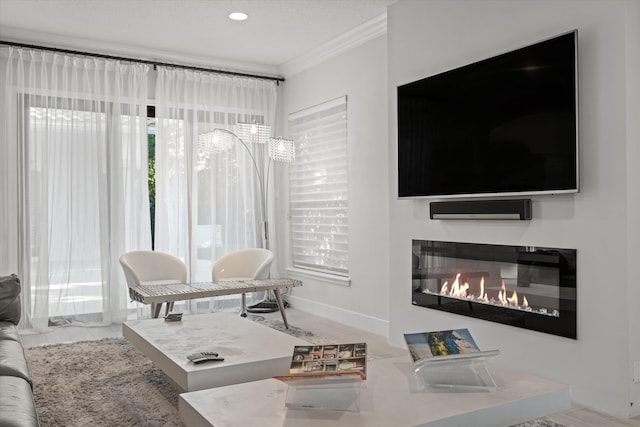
<box><xmin>178</xmin><ymin>356</ymin><xmax>571</xmax><ymax>427</ymax></box>
<box><xmin>123</xmin><ymin>312</ymin><xmax>308</xmax><ymax>392</ymax></box>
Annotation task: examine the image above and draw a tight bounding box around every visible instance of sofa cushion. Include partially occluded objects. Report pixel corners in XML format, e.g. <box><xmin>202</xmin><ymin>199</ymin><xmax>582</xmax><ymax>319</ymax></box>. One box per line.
<box><xmin>0</xmin><ymin>275</ymin><xmax>20</xmax><ymax>325</ymax></box>
<box><xmin>0</xmin><ymin>339</ymin><xmax>31</xmax><ymax>387</ymax></box>
<box><xmin>0</xmin><ymin>321</ymin><xmax>21</xmax><ymax>343</ymax></box>
<box><xmin>0</xmin><ymin>375</ymin><xmax>39</xmax><ymax>427</ymax></box>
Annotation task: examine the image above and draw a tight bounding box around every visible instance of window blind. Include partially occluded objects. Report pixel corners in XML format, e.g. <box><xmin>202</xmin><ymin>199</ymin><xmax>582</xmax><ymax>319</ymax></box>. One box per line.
<box><xmin>288</xmin><ymin>96</ymin><xmax>349</xmax><ymax>276</ymax></box>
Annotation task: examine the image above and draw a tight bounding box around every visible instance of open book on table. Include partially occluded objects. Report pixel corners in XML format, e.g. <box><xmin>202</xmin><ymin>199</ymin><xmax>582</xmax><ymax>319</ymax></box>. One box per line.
<box><xmin>403</xmin><ymin>328</ymin><xmax>499</xmax><ymax>368</ymax></box>
<box><xmin>274</xmin><ymin>343</ymin><xmax>367</xmax><ymax>381</ymax></box>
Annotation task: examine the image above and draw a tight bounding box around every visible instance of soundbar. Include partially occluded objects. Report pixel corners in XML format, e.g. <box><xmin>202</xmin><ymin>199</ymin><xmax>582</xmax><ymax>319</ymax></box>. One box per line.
<box><xmin>430</xmin><ymin>199</ymin><xmax>532</xmax><ymax>220</ymax></box>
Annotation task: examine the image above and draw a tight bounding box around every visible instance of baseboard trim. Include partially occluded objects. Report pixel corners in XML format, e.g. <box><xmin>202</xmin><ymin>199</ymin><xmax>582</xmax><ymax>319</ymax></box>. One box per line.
<box><xmin>286</xmin><ymin>295</ymin><xmax>389</xmax><ymax>338</ymax></box>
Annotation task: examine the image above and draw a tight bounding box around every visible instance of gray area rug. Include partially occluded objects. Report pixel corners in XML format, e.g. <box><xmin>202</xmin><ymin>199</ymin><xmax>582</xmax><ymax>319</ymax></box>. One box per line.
<box><xmin>26</xmin><ymin>337</ymin><xmax>181</xmax><ymax>427</ymax></box>
<box><xmin>24</xmin><ymin>320</ymin><xmax>564</xmax><ymax>427</ymax></box>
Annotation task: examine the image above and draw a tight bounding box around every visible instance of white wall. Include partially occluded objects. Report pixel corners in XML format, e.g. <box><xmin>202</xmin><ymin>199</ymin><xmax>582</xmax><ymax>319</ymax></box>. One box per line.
<box><xmin>624</xmin><ymin>0</ymin><xmax>640</xmax><ymax>415</ymax></box>
<box><xmin>387</xmin><ymin>0</ymin><xmax>640</xmax><ymax>419</ymax></box>
<box><xmin>279</xmin><ymin>36</ymin><xmax>391</xmax><ymax>336</ymax></box>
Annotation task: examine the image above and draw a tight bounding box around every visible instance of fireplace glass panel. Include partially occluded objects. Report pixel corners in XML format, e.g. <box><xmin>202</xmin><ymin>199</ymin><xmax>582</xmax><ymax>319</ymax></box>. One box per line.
<box><xmin>411</xmin><ymin>240</ymin><xmax>576</xmax><ymax>339</ymax></box>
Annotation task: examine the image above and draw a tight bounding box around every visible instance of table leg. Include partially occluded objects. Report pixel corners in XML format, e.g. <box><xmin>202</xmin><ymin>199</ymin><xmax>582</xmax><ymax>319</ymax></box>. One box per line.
<box><xmin>151</xmin><ymin>302</ymin><xmax>162</xmax><ymax>319</ymax></box>
<box><xmin>272</xmin><ymin>288</ymin><xmax>289</xmax><ymax>329</ymax></box>
<box><xmin>240</xmin><ymin>293</ymin><xmax>248</xmax><ymax>318</ymax></box>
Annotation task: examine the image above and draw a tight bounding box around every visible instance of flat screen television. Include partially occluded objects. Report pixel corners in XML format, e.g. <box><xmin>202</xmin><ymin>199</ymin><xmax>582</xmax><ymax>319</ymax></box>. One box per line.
<box><xmin>397</xmin><ymin>30</ymin><xmax>578</xmax><ymax>199</ymax></box>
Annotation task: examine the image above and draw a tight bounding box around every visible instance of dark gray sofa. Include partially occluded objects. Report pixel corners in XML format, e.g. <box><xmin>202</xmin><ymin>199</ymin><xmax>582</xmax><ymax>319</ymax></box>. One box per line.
<box><xmin>0</xmin><ymin>274</ymin><xmax>39</xmax><ymax>427</ymax></box>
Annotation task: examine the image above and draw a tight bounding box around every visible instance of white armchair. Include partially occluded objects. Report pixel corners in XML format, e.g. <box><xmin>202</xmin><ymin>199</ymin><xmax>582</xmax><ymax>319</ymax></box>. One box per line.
<box><xmin>119</xmin><ymin>250</ymin><xmax>187</xmax><ymax>318</ymax></box>
<box><xmin>211</xmin><ymin>248</ymin><xmax>274</xmax><ymax>320</ymax></box>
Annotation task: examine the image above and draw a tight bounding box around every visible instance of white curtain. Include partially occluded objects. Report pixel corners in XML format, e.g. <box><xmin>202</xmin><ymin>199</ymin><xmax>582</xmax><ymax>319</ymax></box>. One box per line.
<box><xmin>0</xmin><ymin>47</ymin><xmax>151</xmax><ymax>330</ymax></box>
<box><xmin>154</xmin><ymin>67</ymin><xmax>277</xmax><ymax>312</ymax></box>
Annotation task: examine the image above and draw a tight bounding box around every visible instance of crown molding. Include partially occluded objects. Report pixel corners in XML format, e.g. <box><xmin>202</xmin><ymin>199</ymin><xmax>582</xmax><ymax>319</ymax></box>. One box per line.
<box><xmin>0</xmin><ymin>26</ymin><xmax>281</xmax><ymax>78</ymax></box>
<box><xmin>279</xmin><ymin>12</ymin><xmax>387</xmax><ymax>79</ymax></box>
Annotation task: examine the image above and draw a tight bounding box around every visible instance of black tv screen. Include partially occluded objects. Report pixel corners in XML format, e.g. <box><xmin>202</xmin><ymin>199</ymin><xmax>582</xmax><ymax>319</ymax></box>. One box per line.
<box><xmin>397</xmin><ymin>31</ymin><xmax>578</xmax><ymax>198</ymax></box>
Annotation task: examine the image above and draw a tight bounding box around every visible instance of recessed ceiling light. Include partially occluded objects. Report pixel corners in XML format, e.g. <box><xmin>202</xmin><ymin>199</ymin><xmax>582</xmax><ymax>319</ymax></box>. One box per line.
<box><xmin>229</xmin><ymin>12</ymin><xmax>248</xmax><ymax>21</ymax></box>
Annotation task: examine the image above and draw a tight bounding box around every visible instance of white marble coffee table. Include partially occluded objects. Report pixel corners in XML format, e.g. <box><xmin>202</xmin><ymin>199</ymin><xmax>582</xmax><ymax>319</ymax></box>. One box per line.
<box><xmin>123</xmin><ymin>312</ymin><xmax>308</xmax><ymax>391</ymax></box>
<box><xmin>178</xmin><ymin>356</ymin><xmax>571</xmax><ymax>427</ymax></box>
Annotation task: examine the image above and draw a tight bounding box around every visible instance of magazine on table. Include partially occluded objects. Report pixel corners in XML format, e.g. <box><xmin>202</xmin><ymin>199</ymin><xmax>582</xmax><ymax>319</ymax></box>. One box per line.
<box><xmin>403</xmin><ymin>328</ymin><xmax>499</xmax><ymax>367</ymax></box>
<box><xmin>275</xmin><ymin>343</ymin><xmax>367</xmax><ymax>381</ymax></box>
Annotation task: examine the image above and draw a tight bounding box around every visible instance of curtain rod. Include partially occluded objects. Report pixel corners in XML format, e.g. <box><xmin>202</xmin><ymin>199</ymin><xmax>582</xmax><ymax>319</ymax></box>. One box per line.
<box><xmin>0</xmin><ymin>39</ymin><xmax>285</xmax><ymax>83</ymax></box>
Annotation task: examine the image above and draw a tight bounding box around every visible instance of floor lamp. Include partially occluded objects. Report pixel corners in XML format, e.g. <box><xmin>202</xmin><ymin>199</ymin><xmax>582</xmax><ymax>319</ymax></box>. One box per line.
<box><xmin>198</xmin><ymin>124</ymin><xmax>295</xmax><ymax>311</ymax></box>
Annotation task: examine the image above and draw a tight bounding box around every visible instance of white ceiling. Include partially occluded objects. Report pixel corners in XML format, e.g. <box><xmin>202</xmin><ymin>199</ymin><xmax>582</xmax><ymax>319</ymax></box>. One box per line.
<box><xmin>0</xmin><ymin>0</ymin><xmax>397</xmax><ymax>77</ymax></box>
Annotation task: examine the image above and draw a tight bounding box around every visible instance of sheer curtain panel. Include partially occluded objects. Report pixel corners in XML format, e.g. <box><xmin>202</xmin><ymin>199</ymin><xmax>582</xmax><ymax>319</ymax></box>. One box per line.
<box><xmin>1</xmin><ymin>48</ymin><xmax>151</xmax><ymax>330</ymax></box>
<box><xmin>154</xmin><ymin>68</ymin><xmax>277</xmax><ymax>312</ymax></box>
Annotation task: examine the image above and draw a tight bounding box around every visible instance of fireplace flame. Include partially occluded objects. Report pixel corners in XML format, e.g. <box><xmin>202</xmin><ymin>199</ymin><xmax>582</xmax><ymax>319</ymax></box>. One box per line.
<box><xmin>478</xmin><ymin>276</ymin><xmax>487</xmax><ymax>301</ymax></box>
<box><xmin>439</xmin><ymin>275</ymin><xmax>529</xmax><ymax>310</ymax></box>
<box><xmin>447</xmin><ymin>273</ymin><xmax>470</xmax><ymax>298</ymax></box>
<box><xmin>451</xmin><ymin>274</ymin><xmax>460</xmax><ymax>295</ymax></box>
<box><xmin>498</xmin><ymin>281</ymin><xmax>507</xmax><ymax>304</ymax></box>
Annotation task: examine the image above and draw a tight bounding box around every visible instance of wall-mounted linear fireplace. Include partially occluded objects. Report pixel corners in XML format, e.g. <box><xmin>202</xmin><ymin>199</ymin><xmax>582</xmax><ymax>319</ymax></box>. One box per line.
<box><xmin>412</xmin><ymin>240</ymin><xmax>577</xmax><ymax>339</ymax></box>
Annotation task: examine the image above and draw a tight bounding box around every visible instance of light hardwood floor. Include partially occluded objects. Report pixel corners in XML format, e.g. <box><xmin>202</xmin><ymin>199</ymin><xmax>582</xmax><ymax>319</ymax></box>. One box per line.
<box><xmin>19</xmin><ymin>308</ymin><xmax>640</xmax><ymax>427</ymax></box>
